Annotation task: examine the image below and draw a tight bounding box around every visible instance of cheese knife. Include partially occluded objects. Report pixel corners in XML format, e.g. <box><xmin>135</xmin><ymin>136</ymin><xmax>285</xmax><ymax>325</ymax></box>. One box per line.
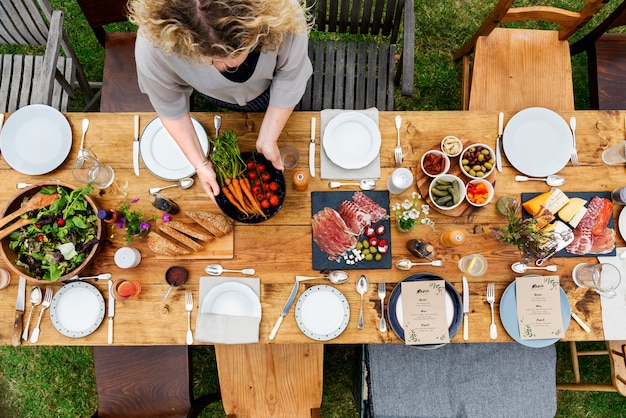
<box><xmin>107</xmin><ymin>279</ymin><xmax>115</xmax><ymax>344</ymax></box>
<box><xmin>462</xmin><ymin>276</ymin><xmax>469</xmax><ymax>341</ymax></box>
<box><xmin>12</xmin><ymin>276</ymin><xmax>26</xmax><ymax>346</ymax></box>
<box><xmin>269</xmin><ymin>280</ymin><xmax>299</xmax><ymax>340</ymax></box>
<box><xmin>133</xmin><ymin>115</ymin><xmax>140</xmax><ymax>176</ymax></box>
<box><xmin>495</xmin><ymin>112</ymin><xmax>503</xmax><ymax>172</ymax></box>
<box><xmin>309</xmin><ymin>117</ymin><xmax>316</xmax><ymax>177</ymax></box>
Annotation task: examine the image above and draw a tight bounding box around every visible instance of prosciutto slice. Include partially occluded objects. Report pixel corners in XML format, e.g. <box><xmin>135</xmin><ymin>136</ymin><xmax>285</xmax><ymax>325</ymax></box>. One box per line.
<box><xmin>337</xmin><ymin>200</ymin><xmax>371</xmax><ymax>235</ymax></box>
<box><xmin>565</xmin><ymin>196</ymin><xmax>614</xmax><ymax>255</ymax></box>
<box><xmin>312</xmin><ymin>207</ymin><xmax>357</xmax><ymax>260</ymax></box>
<box><xmin>352</xmin><ymin>191</ymin><xmax>388</xmax><ymax>222</ymax></box>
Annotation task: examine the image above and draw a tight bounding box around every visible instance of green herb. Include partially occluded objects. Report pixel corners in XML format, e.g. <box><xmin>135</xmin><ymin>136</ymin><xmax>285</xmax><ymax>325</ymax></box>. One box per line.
<box><xmin>208</xmin><ymin>130</ymin><xmax>246</xmax><ymax>186</ymax></box>
<box><xmin>117</xmin><ymin>199</ymin><xmax>155</xmax><ymax>244</ymax></box>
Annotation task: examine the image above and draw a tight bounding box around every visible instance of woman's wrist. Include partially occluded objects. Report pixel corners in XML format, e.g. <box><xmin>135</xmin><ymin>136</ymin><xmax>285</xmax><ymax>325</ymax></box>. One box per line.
<box><xmin>194</xmin><ymin>159</ymin><xmax>211</xmax><ymax>170</ymax></box>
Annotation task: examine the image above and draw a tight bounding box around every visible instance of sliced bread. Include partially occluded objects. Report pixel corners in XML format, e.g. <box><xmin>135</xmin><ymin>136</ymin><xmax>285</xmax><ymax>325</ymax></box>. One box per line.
<box><xmin>166</xmin><ymin>220</ymin><xmax>214</xmax><ymax>242</ymax></box>
<box><xmin>159</xmin><ymin>224</ymin><xmax>204</xmax><ymax>252</ymax></box>
<box><xmin>147</xmin><ymin>231</ymin><xmax>191</xmax><ymax>256</ymax></box>
<box><xmin>185</xmin><ymin>210</ymin><xmax>233</xmax><ymax>237</ymax></box>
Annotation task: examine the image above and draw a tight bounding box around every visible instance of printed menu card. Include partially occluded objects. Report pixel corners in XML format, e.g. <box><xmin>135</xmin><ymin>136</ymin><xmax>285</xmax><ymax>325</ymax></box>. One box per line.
<box><xmin>515</xmin><ymin>275</ymin><xmax>564</xmax><ymax>340</ymax></box>
<box><xmin>401</xmin><ymin>280</ymin><xmax>450</xmax><ymax>345</ymax></box>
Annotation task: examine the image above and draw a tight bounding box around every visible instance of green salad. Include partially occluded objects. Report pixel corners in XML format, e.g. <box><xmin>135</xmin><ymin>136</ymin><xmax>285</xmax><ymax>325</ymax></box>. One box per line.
<box><xmin>7</xmin><ymin>185</ymin><xmax>100</xmax><ymax>281</ymax></box>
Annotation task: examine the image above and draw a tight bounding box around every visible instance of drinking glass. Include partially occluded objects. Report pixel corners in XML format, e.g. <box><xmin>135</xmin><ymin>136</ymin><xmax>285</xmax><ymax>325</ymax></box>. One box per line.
<box><xmin>72</xmin><ymin>150</ymin><xmax>115</xmax><ymax>188</ymax></box>
<box><xmin>112</xmin><ymin>279</ymin><xmax>142</xmax><ymax>301</ymax></box>
<box><xmin>458</xmin><ymin>254</ymin><xmax>488</xmax><ymax>276</ymax></box>
<box><xmin>601</xmin><ymin>141</ymin><xmax>626</xmax><ymax>165</ymax></box>
<box><xmin>572</xmin><ymin>263</ymin><xmax>621</xmax><ymax>297</ymax></box>
<box><xmin>279</xmin><ymin>145</ymin><xmax>300</xmax><ymax>169</ymax></box>
<box><xmin>386</xmin><ymin>167</ymin><xmax>414</xmax><ymax>194</ymax></box>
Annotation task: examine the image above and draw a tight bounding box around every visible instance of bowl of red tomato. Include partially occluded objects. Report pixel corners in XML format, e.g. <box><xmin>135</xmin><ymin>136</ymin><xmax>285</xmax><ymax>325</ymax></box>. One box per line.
<box><xmin>215</xmin><ymin>152</ymin><xmax>286</xmax><ymax>223</ymax></box>
<box><xmin>465</xmin><ymin>179</ymin><xmax>494</xmax><ymax>207</ymax></box>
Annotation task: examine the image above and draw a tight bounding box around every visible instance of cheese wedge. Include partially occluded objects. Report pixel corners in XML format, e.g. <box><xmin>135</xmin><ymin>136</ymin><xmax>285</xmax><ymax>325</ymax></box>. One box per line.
<box><xmin>569</xmin><ymin>207</ymin><xmax>587</xmax><ymax>228</ymax></box>
<box><xmin>558</xmin><ymin>197</ymin><xmax>587</xmax><ymax>223</ymax></box>
<box><xmin>522</xmin><ymin>191</ymin><xmax>551</xmax><ymax>216</ymax></box>
<box><xmin>522</xmin><ymin>188</ymin><xmax>569</xmax><ymax>217</ymax></box>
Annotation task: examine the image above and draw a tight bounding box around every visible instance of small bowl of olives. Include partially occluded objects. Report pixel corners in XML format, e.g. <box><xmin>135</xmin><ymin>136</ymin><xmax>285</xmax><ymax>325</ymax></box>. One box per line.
<box><xmin>428</xmin><ymin>174</ymin><xmax>466</xmax><ymax>211</ymax></box>
<box><xmin>459</xmin><ymin>143</ymin><xmax>496</xmax><ymax>180</ymax></box>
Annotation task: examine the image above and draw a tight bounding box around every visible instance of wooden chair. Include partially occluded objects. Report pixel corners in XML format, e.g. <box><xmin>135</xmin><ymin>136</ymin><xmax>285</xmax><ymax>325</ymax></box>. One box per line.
<box><xmin>92</xmin><ymin>345</ymin><xmax>221</xmax><ymax>418</ymax></box>
<box><xmin>557</xmin><ymin>341</ymin><xmax>626</xmax><ymax>395</ymax></box>
<box><xmin>214</xmin><ymin>344</ymin><xmax>323</xmax><ymax>417</ymax></box>
<box><xmin>0</xmin><ymin>0</ymin><xmax>93</xmax><ymax>112</ymax></box>
<box><xmin>76</xmin><ymin>0</ymin><xmax>154</xmax><ymax>112</ymax></box>
<box><xmin>453</xmin><ymin>0</ymin><xmax>607</xmax><ymax>111</ymax></box>
<box><xmin>297</xmin><ymin>0</ymin><xmax>414</xmax><ymax>111</ymax></box>
<box><xmin>570</xmin><ymin>0</ymin><xmax>626</xmax><ymax>109</ymax></box>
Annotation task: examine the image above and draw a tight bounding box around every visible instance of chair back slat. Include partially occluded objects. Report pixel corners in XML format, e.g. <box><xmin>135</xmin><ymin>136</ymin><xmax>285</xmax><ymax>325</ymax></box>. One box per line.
<box><xmin>0</xmin><ymin>0</ymin><xmax>49</xmax><ymax>46</ymax></box>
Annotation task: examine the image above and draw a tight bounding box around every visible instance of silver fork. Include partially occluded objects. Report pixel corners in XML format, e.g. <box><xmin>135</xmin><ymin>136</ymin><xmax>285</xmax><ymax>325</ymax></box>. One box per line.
<box><xmin>185</xmin><ymin>291</ymin><xmax>193</xmax><ymax>345</ymax></box>
<box><xmin>570</xmin><ymin>117</ymin><xmax>579</xmax><ymax>166</ymax></box>
<box><xmin>30</xmin><ymin>287</ymin><xmax>53</xmax><ymax>343</ymax></box>
<box><xmin>394</xmin><ymin>115</ymin><xmax>403</xmax><ymax>165</ymax></box>
<box><xmin>486</xmin><ymin>283</ymin><xmax>497</xmax><ymax>340</ymax></box>
<box><xmin>378</xmin><ymin>282</ymin><xmax>387</xmax><ymax>333</ymax></box>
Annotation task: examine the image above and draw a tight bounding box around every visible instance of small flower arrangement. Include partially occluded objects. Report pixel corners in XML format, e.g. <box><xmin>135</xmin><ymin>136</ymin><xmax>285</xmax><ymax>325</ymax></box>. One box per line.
<box><xmin>117</xmin><ymin>198</ymin><xmax>155</xmax><ymax>244</ymax></box>
<box><xmin>392</xmin><ymin>192</ymin><xmax>434</xmax><ymax>232</ymax></box>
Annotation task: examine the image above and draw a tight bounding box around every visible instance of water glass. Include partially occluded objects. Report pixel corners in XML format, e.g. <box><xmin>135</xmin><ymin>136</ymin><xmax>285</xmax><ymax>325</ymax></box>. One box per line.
<box><xmin>458</xmin><ymin>254</ymin><xmax>488</xmax><ymax>276</ymax></box>
<box><xmin>279</xmin><ymin>145</ymin><xmax>300</xmax><ymax>170</ymax></box>
<box><xmin>601</xmin><ymin>141</ymin><xmax>626</xmax><ymax>165</ymax></box>
<box><xmin>386</xmin><ymin>167</ymin><xmax>414</xmax><ymax>194</ymax></box>
<box><xmin>572</xmin><ymin>263</ymin><xmax>621</xmax><ymax>298</ymax></box>
<box><xmin>112</xmin><ymin>279</ymin><xmax>142</xmax><ymax>301</ymax></box>
<box><xmin>72</xmin><ymin>152</ymin><xmax>115</xmax><ymax>188</ymax></box>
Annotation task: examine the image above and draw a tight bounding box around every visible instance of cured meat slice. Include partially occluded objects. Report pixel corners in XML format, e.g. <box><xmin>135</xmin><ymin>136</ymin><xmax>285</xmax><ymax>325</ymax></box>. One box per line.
<box><xmin>312</xmin><ymin>207</ymin><xmax>357</xmax><ymax>260</ymax></box>
<box><xmin>337</xmin><ymin>200</ymin><xmax>371</xmax><ymax>235</ymax></box>
<box><xmin>565</xmin><ymin>196</ymin><xmax>614</xmax><ymax>255</ymax></box>
<box><xmin>352</xmin><ymin>191</ymin><xmax>388</xmax><ymax>222</ymax></box>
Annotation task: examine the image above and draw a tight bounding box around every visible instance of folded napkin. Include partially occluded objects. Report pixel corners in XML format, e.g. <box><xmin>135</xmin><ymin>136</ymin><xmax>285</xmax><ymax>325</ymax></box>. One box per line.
<box><xmin>597</xmin><ymin>248</ymin><xmax>626</xmax><ymax>340</ymax></box>
<box><xmin>195</xmin><ymin>276</ymin><xmax>261</xmax><ymax>344</ymax></box>
<box><xmin>320</xmin><ymin>107</ymin><xmax>381</xmax><ymax>180</ymax></box>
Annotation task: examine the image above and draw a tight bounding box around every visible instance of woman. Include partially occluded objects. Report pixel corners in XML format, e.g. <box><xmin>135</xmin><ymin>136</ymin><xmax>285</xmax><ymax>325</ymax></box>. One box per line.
<box><xmin>128</xmin><ymin>0</ymin><xmax>312</xmax><ymax>199</ymax></box>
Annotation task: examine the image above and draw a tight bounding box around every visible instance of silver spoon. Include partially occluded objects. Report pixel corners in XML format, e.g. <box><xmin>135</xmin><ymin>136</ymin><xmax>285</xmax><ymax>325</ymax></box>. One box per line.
<box><xmin>511</xmin><ymin>262</ymin><xmax>558</xmax><ymax>273</ymax></box>
<box><xmin>514</xmin><ymin>175</ymin><xmax>565</xmax><ymax>187</ymax></box>
<box><xmin>395</xmin><ymin>259</ymin><xmax>444</xmax><ymax>270</ymax></box>
<box><xmin>356</xmin><ymin>275</ymin><xmax>369</xmax><ymax>330</ymax></box>
<box><xmin>62</xmin><ymin>273</ymin><xmax>112</xmax><ymax>283</ymax></box>
<box><xmin>22</xmin><ymin>286</ymin><xmax>42</xmax><ymax>341</ymax></box>
<box><xmin>328</xmin><ymin>179</ymin><xmax>376</xmax><ymax>190</ymax></box>
<box><xmin>149</xmin><ymin>177</ymin><xmax>194</xmax><ymax>194</ymax></box>
<box><xmin>296</xmin><ymin>270</ymin><xmax>350</xmax><ymax>284</ymax></box>
<box><xmin>78</xmin><ymin>118</ymin><xmax>90</xmax><ymax>159</ymax></box>
<box><xmin>204</xmin><ymin>264</ymin><xmax>255</xmax><ymax>276</ymax></box>
<box><xmin>214</xmin><ymin>115</ymin><xmax>221</xmax><ymax>138</ymax></box>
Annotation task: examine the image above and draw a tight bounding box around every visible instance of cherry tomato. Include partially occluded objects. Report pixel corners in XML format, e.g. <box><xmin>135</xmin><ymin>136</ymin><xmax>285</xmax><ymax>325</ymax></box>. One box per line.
<box><xmin>35</xmin><ymin>223</ymin><xmax>42</xmax><ymax>229</ymax></box>
<box><xmin>375</xmin><ymin>224</ymin><xmax>386</xmax><ymax>235</ymax></box>
<box><xmin>260</xmin><ymin>199</ymin><xmax>270</xmax><ymax>209</ymax></box>
<box><xmin>248</xmin><ymin>171</ymin><xmax>258</xmax><ymax>180</ymax></box>
<box><xmin>270</xmin><ymin>195</ymin><xmax>280</xmax><ymax>206</ymax></box>
<box><xmin>246</xmin><ymin>161</ymin><xmax>256</xmax><ymax>170</ymax></box>
<box><xmin>256</xmin><ymin>163</ymin><xmax>266</xmax><ymax>172</ymax></box>
<box><xmin>57</xmin><ymin>219</ymin><xmax>66</xmax><ymax>227</ymax></box>
<box><xmin>252</xmin><ymin>184</ymin><xmax>263</xmax><ymax>196</ymax></box>
<box><xmin>37</xmin><ymin>235</ymin><xmax>44</xmax><ymax>242</ymax></box>
<box><xmin>269</xmin><ymin>182</ymin><xmax>280</xmax><ymax>192</ymax></box>
<box><xmin>377</xmin><ymin>239</ymin><xmax>389</xmax><ymax>254</ymax></box>
<box><xmin>368</xmin><ymin>237</ymin><xmax>378</xmax><ymax>247</ymax></box>
<box><xmin>365</xmin><ymin>226</ymin><xmax>375</xmax><ymax>237</ymax></box>
<box><xmin>261</xmin><ymin>172</ymin><xmax>271</xmax><ymax>182</ymax></box>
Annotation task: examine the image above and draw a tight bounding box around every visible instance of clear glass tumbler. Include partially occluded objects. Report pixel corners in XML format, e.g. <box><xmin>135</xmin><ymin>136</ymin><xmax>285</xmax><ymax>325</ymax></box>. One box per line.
<box><xmin>72</xmin><ymin>150</ymin><xmax>115</xmax><ymax>188</ymax></box>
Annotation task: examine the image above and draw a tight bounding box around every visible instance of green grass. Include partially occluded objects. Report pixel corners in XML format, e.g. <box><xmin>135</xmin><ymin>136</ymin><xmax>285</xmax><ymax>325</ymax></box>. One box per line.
<box><xmin>2</xmin><ymin>0</ymin><xmax>626</xmax><ymax>416</ymax></box>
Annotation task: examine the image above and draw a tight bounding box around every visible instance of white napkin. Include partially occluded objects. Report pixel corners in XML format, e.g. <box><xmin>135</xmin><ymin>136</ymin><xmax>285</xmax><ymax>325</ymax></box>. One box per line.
<box><xmin>597</xmin><ymin>248</ymin><xmax>626</xmax><ymax>339</ymax></box>
<box><xmin>195</xmin><ymin>276</ymin><xmax>261</xmax><ymax>344</ymax></box>
<box><xmin>320</xmin><ymin>107</ymin><xmax>381</xmax><ymax>180</ymax></box>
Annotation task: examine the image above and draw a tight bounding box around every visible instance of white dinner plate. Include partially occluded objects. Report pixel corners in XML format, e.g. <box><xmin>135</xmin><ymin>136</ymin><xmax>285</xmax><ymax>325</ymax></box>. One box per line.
<box><xmin>619</xmin><ymin>206</ymin><xmax>626</xmax><ymax>242</ymax></box>
<box><xmin>499</xmin><ymin>276</ymin><xmax>571</xmax><ymax>348</ymax></box>
<box><xmin>295</xmin><ymin>285</ymin><xmax>350</xmax><ymax>341</ymax></box>
<box><xmin>201</xmin><ymin>282</ymin><xmax>261</xmax><ymax>318</ymax></box>
<box><xmin>139</xmin><ymin>116</ymin><xmax>209</xmax><ymax>180</ymax></box>
<box><xmin>322</xmin><ymin>112</ymin><xmax>381</xmax><ymax>169</ymax></box>
<box><xmin>49</xmin><ymin>281</ymin><xmax>105</xmax><ymax>338</ymax></box>
<box><xmin>502</xmin><ymin>107</ymin><xmax>573</xmax><ymax>177</ymax></box>
<box><xmin>0</xmin><ymin>104</ymin><xmax>72</xmax><ymax>175</ymax></box>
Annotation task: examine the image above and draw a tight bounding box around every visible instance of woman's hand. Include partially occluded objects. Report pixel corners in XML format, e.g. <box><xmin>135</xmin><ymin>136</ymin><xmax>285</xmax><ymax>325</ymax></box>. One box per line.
<box><xmin>256</xmin><ymin>104</ymin><xmax>295</xmax><ymax>170</ymax></box>
<box><xmin>195</xmin><ymin>162</ymin><xmax>220</xmax><ymax>203</ymax></box>
<box><xmin>256</xmin><ymin>138</ymin><xmax>283</xmax><ymax>171</ymax></box>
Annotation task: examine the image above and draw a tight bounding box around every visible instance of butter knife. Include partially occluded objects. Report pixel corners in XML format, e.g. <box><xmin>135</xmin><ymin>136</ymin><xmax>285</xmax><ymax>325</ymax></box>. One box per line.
<box><xmin>495</xmin><ymin>112</ymin><xmax>503</xmax><ymax>172</ymax></box>
<box><xmin>133</xmin><ymin>115</ymin><xmax>140</xmax><ymax>176</ymax></box>
<box><xmin>309</xmin><ymin>117</ymin><xmax>316</xmax><ymax>177</ymax></box>
<box><xmin>269</xmin><ymin>280</ymin><xmax>299</xmax><ymax>340</ymax></box>
<box><xmin>12</xmin><ymin>276</ymin><xmax>26</xmax><ymax>346</ymax></box>
<box><xmin>107</xmin><ymin>279</ymin><xmax>115</xmax><ymax>344</ymax></box>
<box><xmin>462</xmin><ymin>276</ymin><xmax>469</xmax><ymax>341</ymax></box>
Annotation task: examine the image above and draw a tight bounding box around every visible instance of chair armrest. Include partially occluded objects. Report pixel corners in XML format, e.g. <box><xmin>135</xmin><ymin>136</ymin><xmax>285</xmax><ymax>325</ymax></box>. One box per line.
<box><xmin>35</xmin><ymin>10</ymin><xmax>64</xmax><ymax>105</ymax></box>
<box><xmin>401</xmin><ymin>0</ymin><xmax>415</xmax><ymax>97</ymax></box>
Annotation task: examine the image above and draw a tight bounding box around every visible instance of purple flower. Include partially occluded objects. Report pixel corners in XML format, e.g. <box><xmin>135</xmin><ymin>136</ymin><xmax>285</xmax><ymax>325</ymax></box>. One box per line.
<box><xmin>162</xmin><ymin>213</ymin><xmax>171</xmax><ymax>223</ymax></box>
<box><xmin>139</xmin><ymin>221</ymin><xmax>150</xmax><ymax>231</ymax></box>
<box><xmin>131</xmin><ymin>198</ymin><xmax>140</xmax><ymax>204</ymax></box>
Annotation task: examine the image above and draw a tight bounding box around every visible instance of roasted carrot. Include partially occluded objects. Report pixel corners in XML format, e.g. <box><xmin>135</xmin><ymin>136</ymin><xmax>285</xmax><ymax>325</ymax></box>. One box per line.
<box><xmin>239</xmin><ymin>178</ymin><xmax>266</xmax><ymax>217</ymax></box>
<box><xmin>225</xmin><ymin>177</ymin><xmax>255</xmax><ymax>215</ymax></box>
<box><xmin>222</xmin><ymin>184</ymin><xmax>248</xmax><ymax>214</ymax></box>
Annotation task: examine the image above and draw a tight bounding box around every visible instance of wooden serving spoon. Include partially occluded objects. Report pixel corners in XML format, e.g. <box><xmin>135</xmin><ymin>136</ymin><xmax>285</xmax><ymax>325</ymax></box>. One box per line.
<box><xmin>0</xmin><ymin>192</ymin><xmax>59</xmax><ymax>230</ymax></box>
<box><xmin>0</xmin><ymin>218</ymin><xmax>31</xmax><ymax>240</ymax></box>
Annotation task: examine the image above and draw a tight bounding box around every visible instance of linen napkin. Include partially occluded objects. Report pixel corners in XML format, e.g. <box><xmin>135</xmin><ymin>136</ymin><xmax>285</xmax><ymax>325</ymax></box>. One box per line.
<box><xmin>320</xmin><ymin>107</ymin><xmax>381</xmax><ymax>180</ymax></box>
<box><xmin>195</xmin><ymin>276</ymin><xmax>261</xmax><ymax>344</ymax></box>
<box><xmin>597</xmin><ymin>248</ymin><xmax>626</xmax><ymax>340</ymax></box>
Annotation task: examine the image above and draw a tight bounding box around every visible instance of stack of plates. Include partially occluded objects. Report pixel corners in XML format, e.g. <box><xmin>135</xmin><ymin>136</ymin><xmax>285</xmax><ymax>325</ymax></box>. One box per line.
<box><xmin>322</xmin><ymin>112</ymin><xmax>381</xmax><ymax>169</ymax></box>
<box><xmin>200</xmin><ymin>282</ymin><xmax>261</xmax><ymax>318</ymax></box>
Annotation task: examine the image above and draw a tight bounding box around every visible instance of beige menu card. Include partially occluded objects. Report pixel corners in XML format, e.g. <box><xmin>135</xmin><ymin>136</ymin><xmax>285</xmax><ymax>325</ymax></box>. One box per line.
<box><xmin>515</xmin><ymin>275</ymin><xmax>564</xmax><ymax>340</ymax></box>
<box><xmin>401</xmin><ymin>280</ymin><xmax>450</xmax><ymax>345</ymax></box>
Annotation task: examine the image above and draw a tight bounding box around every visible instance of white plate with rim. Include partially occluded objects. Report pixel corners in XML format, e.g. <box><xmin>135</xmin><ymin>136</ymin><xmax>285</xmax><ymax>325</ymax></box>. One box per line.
<box><xmin>502</xmin><ymin>107</ymin><xmax>572</xmax><ymax>177</ymax></box>
<box><xmin>0</xmin><ymin>104</ymin><xmax>72</xmax><ymax>175</ymax></box>
<box><xmin>323</xmin><ymin>112</ymin><xmax>381</xmax><ymax>169</ymax></box>
<box><xmin>139</xmin><ymin>116</ymin><xmax>209</xmax><ymax>180</ymax></box>
<box><xmin>619</xmin><ymin>206</ymin><xmax>626</xmax><ymax>242</ymax></box>
<box><xmin>49</xmin><ymin>281</ymin><xmax>106</xmax><ymax>338</ymax></box>
<box><xmin>295</xmin><ymin>285</ymin><xmax>350</xmax><ymax>341</ymax></box>
<box><xmin>201</xmin><ymin>282</ymin><xmax>261</xmax><ymax>318</ymax></box>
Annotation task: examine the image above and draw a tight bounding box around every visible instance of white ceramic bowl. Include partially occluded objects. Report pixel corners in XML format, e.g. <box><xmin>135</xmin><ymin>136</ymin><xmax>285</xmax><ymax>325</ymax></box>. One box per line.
<box><xmin>440</xmin><ymin>135</ymin><xmax>463</xmax><ymax>157</ymax></box>
<box><xmin>465</xmin><ymin>179</ymin><xmax>495</xmax><ymax>207</ymax></box>
<box><xmin>421</xmin><ymin>150</ymin><xmax>450</xmax><ymax>178</ymax></box>
<box><xmin>429</xmin><ymin>174</ymin><xmax>466</xmax><ymax>211</ymax></box>
<box><xmin>459</xmin><ymin>143</ymin><xmax>496</xmax><ymax>180</ymax></box>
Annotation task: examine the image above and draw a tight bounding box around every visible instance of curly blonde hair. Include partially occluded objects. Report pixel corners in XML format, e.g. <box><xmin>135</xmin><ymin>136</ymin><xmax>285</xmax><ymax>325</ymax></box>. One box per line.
<box><xmin>127</xmin><ymin>0</ymin><xmax>309</xmax><ymax>62</ymax></box>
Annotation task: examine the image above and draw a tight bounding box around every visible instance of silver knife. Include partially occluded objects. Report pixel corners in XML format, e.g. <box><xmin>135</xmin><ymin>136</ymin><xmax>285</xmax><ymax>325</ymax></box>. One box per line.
<box><xmin>12</xmin><ymin>276</ymin><xmax>26</xmax><ymax>346</ymax></box>
<box><xmin>496</xmin><ymin>112</ymin><xmax>503</xmax><ymax>172</ymax></box>
<box><xmin>462</xmin><ymin>276</ymin><xmax>469</xmax><ymax>341</ymax></box>
<box><xmin>107</xmin><ymin>279</ymin><xmax>115</xmax><ymax>344</ymax></box>
<box><xmin>269</xmin><ymin>280</ymin><xmax>300</xmax><ymax>340</ymax></box>
<box><xmin>309</xmin><ymin>117</ymin><xmax>316</xmax><ymax>177</ymax></box>
<box><xmin>133</xmin><ymin>114</ymin><xmax>140</xmax><ymax>176</ymax></box>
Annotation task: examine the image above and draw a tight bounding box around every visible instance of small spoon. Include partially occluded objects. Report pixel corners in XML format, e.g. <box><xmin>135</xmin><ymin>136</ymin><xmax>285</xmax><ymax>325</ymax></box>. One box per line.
<box><xmin>62</xmin><ymin>273</ymin><xmax>112</xmax><ymax>283</ymax></box>
<box><xmin>214</xmin><ymin>115</ymin><xmax>222</xmax><ymax>138</ymax></box>
<box><xmin>511</xmin><ymin>262</ymin><xmax>558</xmax><ymax>273</ymax></box>
<box><xmin>78</xmin><ymin>118</ymin><xmax>90</xmax><ymax>158</ymax></box>
<box><xmin>328</xmin><ymin>179</ymin><xmax>376</xmax><ymax>190</ymax></box>
<box><xmin>205</xmin><ymin>264</ymin><xmax>256</xmax><ymax>276</ymax></box>
<box><xmin>514</xmin><ymin>175</ymin><xmax>565</xmax><ymax>187</ymax></box>
<box><xmin>395</xmin><ymin>259</ymin><xmax>444</xmax><ymax>270</ymax></box>
<box><xmin>296</xmin><ymin>270</ymin><xmax>350</xmax><ymax>284</ymax></box>
<box><xmin>356</xmin><ymin>275</ymin><xmax>369</xmax><ymax>330</ymax></box>
<box><xmin>22</xmin><ymin>286</ymin><xmax>42</xmax><ymax>341</ymax></box>
<box><xmin>149</xmin><ymin>177</ymin><xmax>194</xmax><ymax>194</ymax></box>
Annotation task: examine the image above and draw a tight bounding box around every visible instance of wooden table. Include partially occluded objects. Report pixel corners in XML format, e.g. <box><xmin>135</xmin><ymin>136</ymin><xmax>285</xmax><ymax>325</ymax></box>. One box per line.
<box><xmin>0</xmin><ymin>110</ymin><xmax>624</xmax><ymax>347</ymax></box>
